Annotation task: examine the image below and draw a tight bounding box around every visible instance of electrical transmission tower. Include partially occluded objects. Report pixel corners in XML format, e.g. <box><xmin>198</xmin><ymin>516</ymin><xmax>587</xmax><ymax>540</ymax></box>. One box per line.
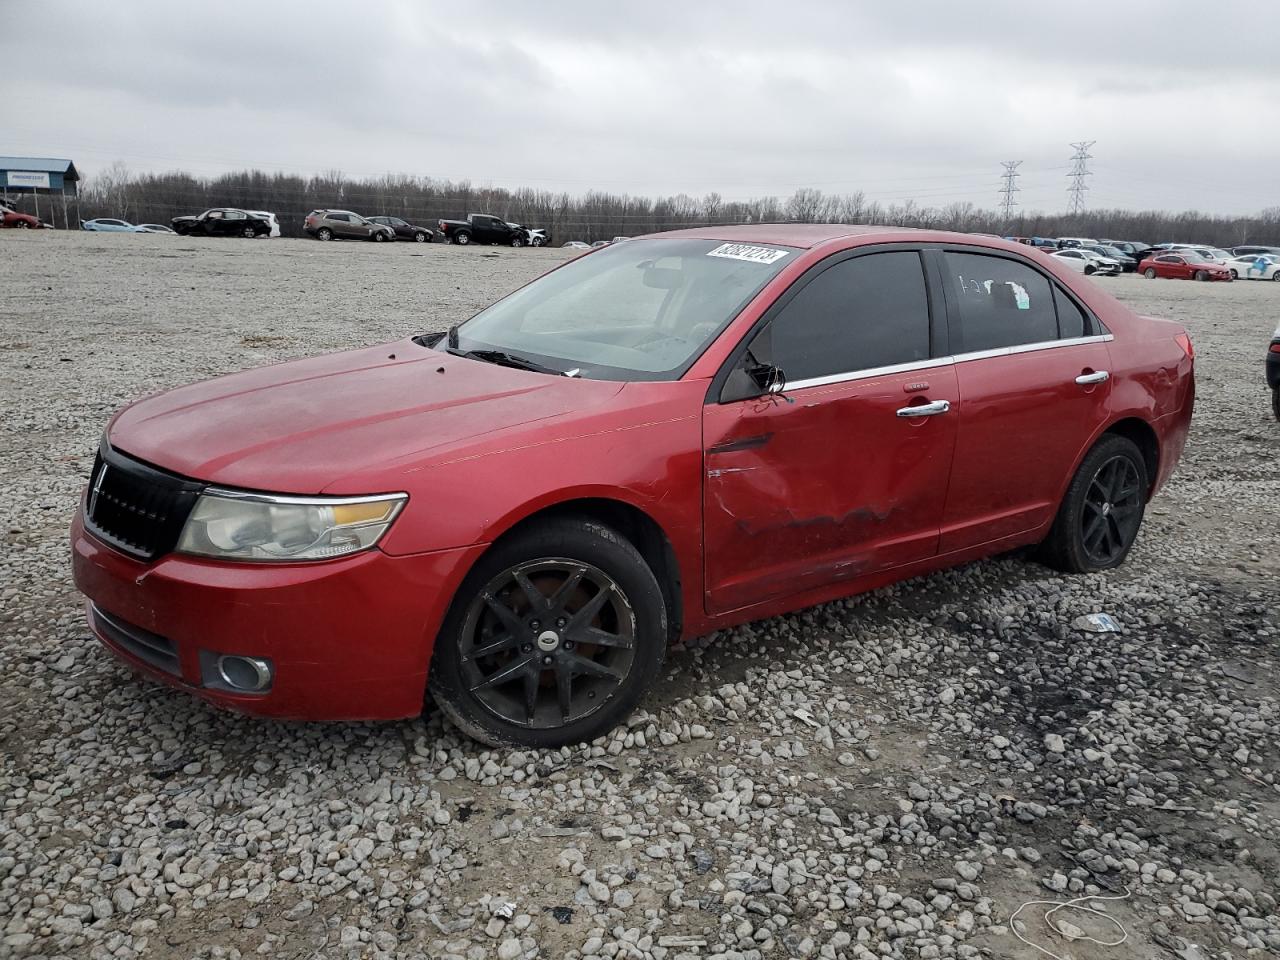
<box><xmin>998</xmin><ymin>161</ymin><xmax>1022</xmax><ymax>220</ymax></box>
<box><xmin>1067</xmin><ymin>141</ymin><xmax>1096</xmax><ymax>215</ymax></box>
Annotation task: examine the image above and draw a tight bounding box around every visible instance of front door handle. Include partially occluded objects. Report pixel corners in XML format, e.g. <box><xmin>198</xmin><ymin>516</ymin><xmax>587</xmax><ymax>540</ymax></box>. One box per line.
<box><xmin>896</xmin><ymin>399</ymin><xmax>951</xmax><ymax>418</ymax></box>
<box><xmin>1075</xmin><ymin>370</ymin><xmax>1110</xmax><ymax>385</ymax></box>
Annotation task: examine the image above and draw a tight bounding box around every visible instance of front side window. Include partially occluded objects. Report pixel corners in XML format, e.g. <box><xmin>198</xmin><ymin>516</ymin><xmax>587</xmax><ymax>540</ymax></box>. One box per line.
<box><xmin>766</xmin><ymin>252</ymin><xmax>930</xmax><ymax>383</ymax></box>
<box><xmin>944</xmin><ymin>252</ymin><xmax>1057</xmax><ymax>352</ymax></box>
<box><xmin>454</xmin><ymin>238</ymin><xmax>795</xmax><ymax>381</ymax></box>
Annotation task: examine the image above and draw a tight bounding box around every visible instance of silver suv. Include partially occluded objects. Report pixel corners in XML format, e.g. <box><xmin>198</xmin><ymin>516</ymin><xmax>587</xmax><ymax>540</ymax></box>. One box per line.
<box><xmin>304</xmin><ymin>210</ymin><xmax>395</xmax><ymax>242</ymax></box>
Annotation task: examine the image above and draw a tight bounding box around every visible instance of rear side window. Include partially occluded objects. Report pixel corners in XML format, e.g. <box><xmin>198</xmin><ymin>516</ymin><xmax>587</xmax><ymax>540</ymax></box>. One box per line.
<box><xmin>768</xmin><ymin>252</ymin><xmax>931</xmax><ymax>382</ymax></box>
<box><xmin>944</xmin><ymin>252</ymin><xmax>1057</xmax><ymax>352</ymax></box>
<box><xmin>1054</xmin><ymin>287</ymin><xmax>1088</xmax><ymax>339</ymax></box>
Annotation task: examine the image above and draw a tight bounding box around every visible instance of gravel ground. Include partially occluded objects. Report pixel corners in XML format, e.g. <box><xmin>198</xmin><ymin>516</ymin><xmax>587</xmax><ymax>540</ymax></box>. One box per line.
<box><xmin>1</xmin><ymin>231</ymin><xmax>1277</xmax><ymax>960</ymax></box>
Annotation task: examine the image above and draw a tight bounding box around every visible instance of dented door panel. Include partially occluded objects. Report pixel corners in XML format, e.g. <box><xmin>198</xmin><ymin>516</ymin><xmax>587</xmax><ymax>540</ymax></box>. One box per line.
<box><xmin>702</xmin><ymin>365</ymin><xmax>959</xmax><ymax>615</ymax></box>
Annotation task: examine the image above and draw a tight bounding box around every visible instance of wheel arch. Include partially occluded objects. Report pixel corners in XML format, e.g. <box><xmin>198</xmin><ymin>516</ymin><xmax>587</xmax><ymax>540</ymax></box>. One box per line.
<box><xmin>471</xmin><ymin>495</ymin><xmax>684</xmax><ymax>644</ymax></box>
<box><xmin>1102</xmin><ymin>417</ymin><xmax>1160</xmax><ymax>496</ymax></box>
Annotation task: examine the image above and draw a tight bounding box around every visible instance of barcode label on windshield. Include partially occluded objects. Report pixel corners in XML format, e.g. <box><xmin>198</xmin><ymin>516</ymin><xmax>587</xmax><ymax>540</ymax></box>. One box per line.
<box><xmin>706</xmin><ymin>243</ymin><xmax>789</xmax><ymax>265</ymax></box>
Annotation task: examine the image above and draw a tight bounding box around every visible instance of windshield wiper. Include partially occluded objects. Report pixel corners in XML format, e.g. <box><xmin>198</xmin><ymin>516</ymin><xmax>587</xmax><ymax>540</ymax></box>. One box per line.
<box><xmin>447</xmin><ymin>346</ymin><xmax>563</xmax><ymax>376</ymax></box>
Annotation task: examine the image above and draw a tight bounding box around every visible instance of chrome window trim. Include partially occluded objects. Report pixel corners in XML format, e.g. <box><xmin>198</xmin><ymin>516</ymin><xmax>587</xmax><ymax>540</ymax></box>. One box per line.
<box><xmin>784</xmin><ymin>334</ymin><xmax>1113</xmax><ymax>393</ymax></box>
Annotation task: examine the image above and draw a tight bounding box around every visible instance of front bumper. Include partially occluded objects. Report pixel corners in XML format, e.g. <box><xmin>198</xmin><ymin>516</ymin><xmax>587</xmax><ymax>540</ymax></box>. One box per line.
<box><xmin>71</xmin><ymin>511</ymin><xmax>485</xmax><ymax>720</ymax></box>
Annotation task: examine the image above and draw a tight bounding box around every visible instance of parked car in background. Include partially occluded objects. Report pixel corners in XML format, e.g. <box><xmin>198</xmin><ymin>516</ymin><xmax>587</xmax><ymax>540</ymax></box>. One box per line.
<box><xmin>1056</xmin><ymin>237</ymin><xmax>1098</xmax><ymax>249</ymax></box>
<box><xmin>1050</xmin><ymin>249</ymin><xmax>1121</xmax><ymax>276</ymax></box>
<box><xmin>590</xmin><ymin>240</ymin><xmax>611</xmax><ymax>248</ymax></box>
<box><xmin>1233</xmin><ymin>245</ymin><xmax>1280</xmax><ymax>258</ymax></box>
<box><xmin>304</xmin><ymin>210</ymin><xmax>395</xmax><ymax>242</ymax></box>
<box><xmin>561</xmin><ymin>241</ymin><xmax>590</xmax><ymax>250</ymax></box>
<box><xmin>70</xmin><ymin>225</ymin><xmax>1195</xmax><ymax>746</ymax></box>
<box><xmin>1083</xmin><ymin>244</ymin><xmax>1138</xmax><ymax>272</ymax></box>
<box><xmin>137</xmin><ymin>224</ymin><xmax>176</xmax><ymax>234</ymax></box>
<box><xmin>1</xmin><ymin>203</ymin><xmax>45</xmax><ymax>228</ymax></box>
<box><xmin>81</xmin><ymin>218</ymin><xmax>144</xmax><ymax>233</ymax></box>
<box><xmin>247</xmin><ymin>211</ymin><xmax>282</xmax><ymax>238</ymax></box>
<box><xmin>1139</xmin><ymin>251</ymin><xmax>1232</xmax><ymax>281</ymax></box>
<box><xmin>1098</xmin><ymin>240</ymin><xmax>1152</xmax><ymax>262</ymax></box>
<box><xmin>437</xmin><ymin>214</ymin><xmax>536</xmax><ymax>246</ymax></box>
<box><xmin>1227</xmin><ymin>253</ymin><xmax>1280</xmax><ymax>281</ymax></box>
<box><xmin>1269</xmin><ymin>324</ymin><xmax>1280</xmax><ymax>420</ymax></box>
<box><xmin>367</xmin><ymin>216</ymin><xmax>435</xmax><ymax>242</ymax></box>
<box><xmin>172</xmin><ymin>209</ymin><xmax>273</xmax><ymax>238</ymax></box>
<box><xmin>513</xmin><ymin>225</ymin><xmax>548</xmax><ymax>247</ymax></box>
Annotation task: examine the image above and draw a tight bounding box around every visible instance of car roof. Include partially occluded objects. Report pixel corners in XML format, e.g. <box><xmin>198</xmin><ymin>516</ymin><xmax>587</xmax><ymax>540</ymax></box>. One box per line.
<box><xmin>633</xmin><ymin>223</ymin><xmax>971</xmax><ymax>249</ymax></box>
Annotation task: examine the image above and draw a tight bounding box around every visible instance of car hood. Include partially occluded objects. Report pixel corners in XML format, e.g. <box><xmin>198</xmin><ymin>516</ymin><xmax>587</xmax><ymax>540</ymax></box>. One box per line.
<box><xmin>107</xmin><ymin>339</ymin><xmax>625</xmax><ymax>495</ymax></box>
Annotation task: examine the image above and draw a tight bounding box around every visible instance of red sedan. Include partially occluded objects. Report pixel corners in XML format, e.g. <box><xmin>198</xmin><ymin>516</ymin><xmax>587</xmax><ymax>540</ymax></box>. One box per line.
<box><xmin>1</xmin><ymin>203</ymin><xmax>43</xmax><ymax>229</ymax></box>
<box><xmin>1138</xmin><ymin>251</ymin><xmax>1232</xmax><ymax>282</ymax></box>
<box><xmin>72</xmin><ymin>226</ymin><xmax>1195</xmax><ymax>746</ymax></box>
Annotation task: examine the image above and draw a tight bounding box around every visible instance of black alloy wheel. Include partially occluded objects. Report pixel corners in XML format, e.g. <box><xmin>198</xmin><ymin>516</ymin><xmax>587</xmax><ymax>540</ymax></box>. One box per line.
<box><xmin>1040</xmin><ymin>434</ymin><xmax>1148</xmax><ymax>573</ymax></box>
<box><xmin>460</xmin><ymin>559</ymin><xmax>635</xmax><ymax>729</ymax></box>
<box><xmin>429</xmin><ymin>518</ymin><xmax>666</xmax><ymax>747</ymax></box>
<box><xmin>242</xmin><ymin>226</ymin><xmax>256</xmax><ymax>238</ymax></box>
<box><xmin>1080</xmin><ymin>455</ymin><xmax>1144</xmax><ymax>567</ymax></box>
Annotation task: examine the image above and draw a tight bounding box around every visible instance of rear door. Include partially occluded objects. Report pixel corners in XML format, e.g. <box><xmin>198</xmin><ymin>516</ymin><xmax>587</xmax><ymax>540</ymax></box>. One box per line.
<box><xmin>702</xmin><ymin>247</ymin><xmax>959</xmax><ymax>614</ymax></box>
<box><xmin>932</xmin><ymin>249</ymin><xmax>1113</xmax><ymax>552</ymax></box>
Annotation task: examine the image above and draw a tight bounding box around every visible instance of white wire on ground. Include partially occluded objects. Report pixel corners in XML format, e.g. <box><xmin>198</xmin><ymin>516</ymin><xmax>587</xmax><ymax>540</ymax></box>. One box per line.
<box><xmin>1009</xmin><ymin>887</ymin><xmax>1131</xmax><ymax>960</ymax></box>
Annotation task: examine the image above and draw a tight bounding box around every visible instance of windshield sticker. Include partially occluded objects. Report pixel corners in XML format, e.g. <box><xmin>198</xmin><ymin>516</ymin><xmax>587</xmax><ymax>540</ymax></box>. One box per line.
<box><xmin>706</xmin><ymin>243</ymin><xmax>790</xmax><ymax>265</ymax></box>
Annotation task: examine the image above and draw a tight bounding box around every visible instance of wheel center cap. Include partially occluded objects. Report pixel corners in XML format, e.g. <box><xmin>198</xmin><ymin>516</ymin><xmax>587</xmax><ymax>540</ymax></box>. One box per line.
<box><xmin>536</xmin><ymin>630</ymin><xmax>561</xmax><ymax>652</ymax></box>
<box><xmin>1101</xmin><ymin>502</ymin><xmax>1113</xmax><ymax>517</ymax></box>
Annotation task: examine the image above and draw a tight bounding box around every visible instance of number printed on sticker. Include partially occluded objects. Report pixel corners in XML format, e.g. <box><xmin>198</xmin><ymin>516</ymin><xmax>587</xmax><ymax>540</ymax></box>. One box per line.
<box><xmin>706</xmin><ymin>243</ymin><xmax>790</xmax><ymax>265</ymax></box>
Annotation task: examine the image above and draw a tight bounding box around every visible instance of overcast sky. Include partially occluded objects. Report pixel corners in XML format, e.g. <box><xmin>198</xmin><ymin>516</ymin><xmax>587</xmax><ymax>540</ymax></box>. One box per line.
<box><xmin>7</xmin><ymin>1</ymin><xmax>1278</xmax><ymax>215</ymax></box>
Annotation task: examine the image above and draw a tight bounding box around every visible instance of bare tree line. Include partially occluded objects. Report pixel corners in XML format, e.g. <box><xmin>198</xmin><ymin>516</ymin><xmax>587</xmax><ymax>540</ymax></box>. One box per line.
<box><xmin>57</xmin><ymin>162</ymin><xmax>1280</xmax><ymax>246</ymax></box>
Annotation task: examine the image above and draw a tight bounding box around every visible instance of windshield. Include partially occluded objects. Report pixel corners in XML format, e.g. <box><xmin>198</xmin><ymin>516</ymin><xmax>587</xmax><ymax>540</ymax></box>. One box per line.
<box><xmin>451</xmin><ymin>238</ymin><xmax>797</xmax><ymax>381</ymax></box>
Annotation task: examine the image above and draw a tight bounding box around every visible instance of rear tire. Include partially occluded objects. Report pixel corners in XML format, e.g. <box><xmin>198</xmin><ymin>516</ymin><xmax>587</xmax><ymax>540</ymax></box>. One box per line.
<box><xmin>1272</xmin><ymin>272</ymin><xmax>1280</xmax><ymax>282</ymax></box>
<box><xmin>454</xmin><ymin>231</ymin><xmax>472</xmax><ymax>245</ymax></box>
<box><xmin>242</xmin><ymin>226</ymin><xmax>256</xmax><ymax>239</ymax></box>
<box><xmin>428</xmin><ymin>518</ymin><xmax>667</xmax><ymax>748</ymax></box>
<box><xmin>316</xmin><ymin>228</ymin><xmax>332</xmax><ymax>241</ymax></box>
<box><xmin>1144</xmin><ymin>267</ymin><xmax>1157</xmax><ymax>279</ymax></box>
<box><xmin>1040</xmin><ymin>434</ymin><xmax>1148</xmax><ymax>574</ymax></box>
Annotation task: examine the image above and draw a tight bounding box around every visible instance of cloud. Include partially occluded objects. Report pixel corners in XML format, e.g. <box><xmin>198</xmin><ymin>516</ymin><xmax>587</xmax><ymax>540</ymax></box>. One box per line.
<box><xmin>6</xmin><ymin>0</ymin><xmax>1277</xmax><ymax>213</ymax></box>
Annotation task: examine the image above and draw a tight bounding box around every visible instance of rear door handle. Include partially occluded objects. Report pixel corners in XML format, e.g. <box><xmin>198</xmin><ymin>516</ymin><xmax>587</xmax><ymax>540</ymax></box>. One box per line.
<box><xmin>1075</xmin><ymin>370</ymin><xmax>1110</xmax><ymax>385</ymax></box>
<box><xmin>896</xmin><ymin>399</ymin><xmax>951</xmax><ymax>418</ymax></box>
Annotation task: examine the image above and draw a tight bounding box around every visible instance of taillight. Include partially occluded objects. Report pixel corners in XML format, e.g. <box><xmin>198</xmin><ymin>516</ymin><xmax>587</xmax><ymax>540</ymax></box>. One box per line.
<box><xmin>1269</xmin><ymin>342</ymin><xmax>1280</xmax><ymax>354</ymax></box>
<box><xmin>1175</xmin><ymin>332</ymin><xmax>1194</xmax><ymax>360</ymax></box>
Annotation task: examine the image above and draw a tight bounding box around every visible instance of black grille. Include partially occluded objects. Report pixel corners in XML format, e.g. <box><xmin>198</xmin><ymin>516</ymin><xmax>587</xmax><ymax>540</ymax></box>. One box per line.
<box><xmin>91</xmin><ymin>604</ymin><xmax>181</xmax><ymax>676</ymax></box>
<box><xmin>84</xmin><ymin>444</ymin><xmax>204</xmax><ymax>560</ymax></box>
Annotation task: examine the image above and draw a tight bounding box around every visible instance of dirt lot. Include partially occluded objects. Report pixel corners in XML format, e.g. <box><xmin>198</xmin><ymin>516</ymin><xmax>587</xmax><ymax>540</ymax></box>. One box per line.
<box><xmin>1</xmin><ymin>231</ymin><xmax>1277</xmax><ymax>960</ymax></box>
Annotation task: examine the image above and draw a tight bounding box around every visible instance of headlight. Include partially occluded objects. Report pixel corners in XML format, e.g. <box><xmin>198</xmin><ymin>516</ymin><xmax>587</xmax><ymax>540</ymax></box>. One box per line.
<box><xmin>177</xmin><ymin>489</ymin><xmax>407</xmax><ymax>561</ymax></box>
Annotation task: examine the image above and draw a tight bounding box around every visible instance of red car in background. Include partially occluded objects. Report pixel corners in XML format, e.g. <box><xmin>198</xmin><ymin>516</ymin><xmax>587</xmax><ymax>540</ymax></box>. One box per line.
<box><xmin>71</xmin><ymin>225</ymin><xmax>1195</xmax><ymax>747</ymax></box>
<box><xmin>1139</xmin><ymin>251</ymin><xmax>1232</xmax><ymax>281</ymax></box>
<box><xmin>1</xmin><ymin>203</ymin><xmax>44</xmax><ymax>228</ymax></box>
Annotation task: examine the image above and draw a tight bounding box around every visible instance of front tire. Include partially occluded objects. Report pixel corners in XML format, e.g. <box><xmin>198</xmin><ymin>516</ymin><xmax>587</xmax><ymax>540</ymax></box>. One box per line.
<box><xmin>414</xmin><ymin>231</ymin><xmax>428</xmax><ymax>243</ymax></box>
<box><xmin>1194</xmin><ymin>270</ymin><xmax>1208</xmax><ymax>281</ymax></box>
<box><xmin>1144</xmin><ymin>267</ymin><xmax>1157</xmax><ymax>279</ymax></box>
<box><xmin>16</xmin><ymin>221</ymin><xmax>30</xmax><ymax>229</ymax></box>
<box><xmin>1230</xmin><ymin>269</ymin><xmax>1239</xmax><ymax>279</ymax></box>
<box><xmin>428</xmin><ymin>518</ymin><xmax>667</xmax><ymax>748</ymax></box>
<box><xmin>511</xmin><ymin>236</ymin><xmax>525</xmax><ymax>248</ymax></box>
<box><xmin>373</xmin><ymin>231</ymin><xmax>386</xmax><ymax>242</ymax></box>
<box><xmin>1040</xmin><ymin>434</ymin><xmax>1148</xmax><ymax>574</ymax></box>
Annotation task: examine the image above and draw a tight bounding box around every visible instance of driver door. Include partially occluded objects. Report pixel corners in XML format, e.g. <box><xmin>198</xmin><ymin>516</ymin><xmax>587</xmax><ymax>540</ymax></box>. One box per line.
<box><xmin>702</xmin><ymin>249</ymin><xmax>958</xmax><ymax>614</ymax></box>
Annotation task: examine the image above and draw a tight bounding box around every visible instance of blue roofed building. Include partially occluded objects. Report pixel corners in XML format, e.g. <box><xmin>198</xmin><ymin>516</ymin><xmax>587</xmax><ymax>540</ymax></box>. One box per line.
<box><xmin>0</xmin><ymin>156</ymin><xmax>80</xmax><ymax>228</ymax></box>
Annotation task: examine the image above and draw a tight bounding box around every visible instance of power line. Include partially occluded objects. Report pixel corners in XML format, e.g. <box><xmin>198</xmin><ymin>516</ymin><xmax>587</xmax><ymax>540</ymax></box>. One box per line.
<box><xmin>1067</xmin><ymin>141</ymin><xmax>1096</xmax><ymax>215</ymax></box>
<box><xmin>998</xmin><ymin>161</ymin><xmax>1022</xmax><ymax>221</ymax></box>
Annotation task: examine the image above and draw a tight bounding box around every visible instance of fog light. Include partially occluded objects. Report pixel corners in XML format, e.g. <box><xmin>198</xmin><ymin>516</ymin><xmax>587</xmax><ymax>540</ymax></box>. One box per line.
<box><xmin>216</xmin><ymin>655</ymin><xmax>273</xmax><ymax>692</ymax></box>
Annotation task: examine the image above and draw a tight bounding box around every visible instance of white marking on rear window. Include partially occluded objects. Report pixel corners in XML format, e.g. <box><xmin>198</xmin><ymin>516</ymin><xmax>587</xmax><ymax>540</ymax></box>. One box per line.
<box><xmin>706</xmin><ymin>243</ymin><xmax>789</xmax><ymax>265</ymax></box>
